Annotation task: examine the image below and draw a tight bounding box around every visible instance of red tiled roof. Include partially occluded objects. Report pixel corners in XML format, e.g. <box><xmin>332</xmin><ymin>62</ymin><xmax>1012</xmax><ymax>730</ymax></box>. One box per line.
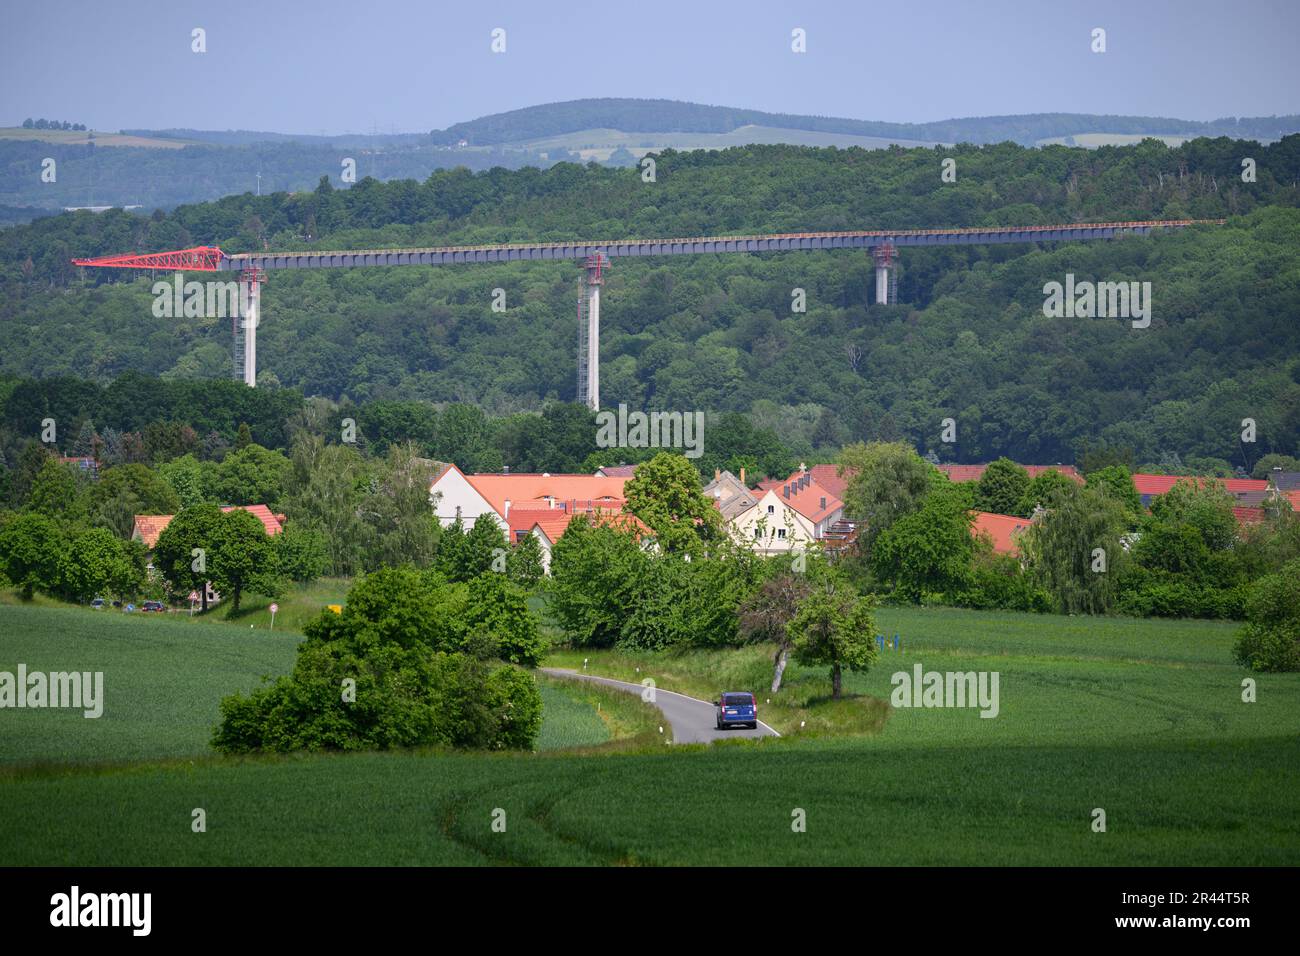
<box><xmin>462</xmin><ymin>473</ymin><xmax>630</xmax><ymax>517</ymax></box>
<box><xmin>228</xmin><ymin>504</ymin><xmax>285</xmax><ymax>537</ymax></box>
<box><xmin>597</xmin><ymin>464</ymin><xmax>640</xmax><ymax>477</ymax></box>
<box><xmin>132</xmin><ymin>505</ymin><xmax>284</xmax><ymax>548</ymax></box>
<box><xmin>511</xmin><ymin>509</ymin><xmax>650</xmax><ymax>545</ymax></box>
<box><xmin>765</xmin><ymin>469</ymin><xmax>844</xmax><ymax>524</ymax></box>
<box><xmin>1132</xmin><ymin>474</ymin><xmax>1268</xmax><ymax>496</ymax></box>
<box><xmin>1233</xmin><ymin>507</ymin><xmax>1266</xmax><ymax>525</ymax></box>
<box><xmin>971</xmin><ymin>511</ymin><xmax>1033</xmax><ymax>556</ymax></box>
<box><xmin>808</xmin><ymin>463</ymin><xmax>849</xmax><ymax>499</ymax></box>
<box><xmin>131</xmin><ymin>515</ymin><xmax>173</xmax><ymax>549</ymax></box>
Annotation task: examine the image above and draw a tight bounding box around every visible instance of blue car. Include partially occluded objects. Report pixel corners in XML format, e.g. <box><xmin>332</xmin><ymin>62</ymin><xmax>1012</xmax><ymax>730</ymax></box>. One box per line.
<box><xmin>715</xmin><ymin>692</ymin><xmax>758</xmax><ymax>730</ymax></box>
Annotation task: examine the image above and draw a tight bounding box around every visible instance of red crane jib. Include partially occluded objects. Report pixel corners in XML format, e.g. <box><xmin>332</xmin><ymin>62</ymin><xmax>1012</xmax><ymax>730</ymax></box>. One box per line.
<box><xmin>72</xmin><ymin>246</ymin><xmax>225</xmax><ymax>271</ymax></box>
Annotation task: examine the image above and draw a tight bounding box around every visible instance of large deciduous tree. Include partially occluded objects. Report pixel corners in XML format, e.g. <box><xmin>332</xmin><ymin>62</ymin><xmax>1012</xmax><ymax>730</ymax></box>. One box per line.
<box><xmin>787</xmin><ymin>582</ymin><xmax>878</xmax><ymax>699</ymax></box>
<box><xmin>623</xmin><ymin>452</ymin><xmax>722</xmax><ymax>555</ymax></box>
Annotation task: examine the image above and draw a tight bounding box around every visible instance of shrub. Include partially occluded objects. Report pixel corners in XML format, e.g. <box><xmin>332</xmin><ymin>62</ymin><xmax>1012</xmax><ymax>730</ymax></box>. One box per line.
<box><xmin>1233</xmin><ymin>558</ymin><xmax>1300</xmax><ymax>672</ymax></box>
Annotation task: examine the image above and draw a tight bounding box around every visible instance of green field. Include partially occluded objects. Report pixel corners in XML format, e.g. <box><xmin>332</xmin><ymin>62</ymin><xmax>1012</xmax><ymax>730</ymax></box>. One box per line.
<box><xmin>517</xmin><ymin>124</ymin><xmax>943</xmax><ymax>161</ymax></box>
<box><xmin>0</xmin><ymin>127</ymin><xmax>198</xmax><ymax>149</ymax></box>
<box><xmin>1</xmin><ymin>602</ymin><xmax>1297</xmax><ymax>865</ymax></box>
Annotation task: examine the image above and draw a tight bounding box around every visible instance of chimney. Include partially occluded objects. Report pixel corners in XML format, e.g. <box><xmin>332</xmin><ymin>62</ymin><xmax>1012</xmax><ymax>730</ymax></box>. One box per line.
<box><xmin>715</xmin><ymin>468</ymin><xmax>721</xmax><ymax>481</ymax></box>
<box><xmin>740</xmin><ymin>467</ymin><xmax>746</xmax><ymax>485</ymax></box>
<box><xmin>504</xmin><ymin>499</ymin><xmax>511</xmax><ymax>518</ymax></box>
<box><xmin>503</xmin><ymin>465</ymin><xmax>510</xmax><ymax>475</ymax></box>
<box><xmin>800</xmin><ymin>461</ymin><xmax>807</xmax><ymax>473</ymax></box>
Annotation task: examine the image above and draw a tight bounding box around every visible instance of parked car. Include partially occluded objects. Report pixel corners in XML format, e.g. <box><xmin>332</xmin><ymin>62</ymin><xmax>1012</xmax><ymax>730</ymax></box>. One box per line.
<box><xmin>89</xmin><ymin>597</ymin><xmax>105</xmax><ymax>610</ymax></box>
<box><xmin>141</xmin><ymin>601</ymin><xmax>166</xmax><ymax>613</ymax></box>
<box><xmin>715</xmin><ymin>691</ymin><xmax>758</xmax><ymax>730</ymax></box>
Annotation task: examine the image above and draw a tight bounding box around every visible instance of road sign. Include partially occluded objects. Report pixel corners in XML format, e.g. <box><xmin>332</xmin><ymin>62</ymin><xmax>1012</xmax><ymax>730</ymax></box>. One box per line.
<box><xmin>269</xmin><ymin>603</ymin><xmax>279</xmax><ymax>613</ymax></box>
<box><xmin>188</xmin><ymin>591</ymin><xmax>199</xmax><ymax>602</ymax></box>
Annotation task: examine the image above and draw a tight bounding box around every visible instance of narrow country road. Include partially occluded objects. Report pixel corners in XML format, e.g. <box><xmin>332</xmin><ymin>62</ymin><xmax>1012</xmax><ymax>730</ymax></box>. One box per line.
<box><xmin>540</xmin><ymin>668</ymin><xmax>780</xmax><ymax>744</ymax></box>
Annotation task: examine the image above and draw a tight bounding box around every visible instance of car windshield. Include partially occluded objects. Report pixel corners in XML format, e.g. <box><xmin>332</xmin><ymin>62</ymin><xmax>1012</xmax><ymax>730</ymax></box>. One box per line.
<box><xmin>723</xmin><ymin>694</ymin><xmax>753</xmax><ymax>706</ymax></box>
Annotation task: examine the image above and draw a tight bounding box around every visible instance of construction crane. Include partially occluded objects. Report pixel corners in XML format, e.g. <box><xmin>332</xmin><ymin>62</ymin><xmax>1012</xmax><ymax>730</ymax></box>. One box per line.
<box><xmin>71</xmin><ymin>219</ymin><xmax>1224</xmax><ymax>407</ymax></box>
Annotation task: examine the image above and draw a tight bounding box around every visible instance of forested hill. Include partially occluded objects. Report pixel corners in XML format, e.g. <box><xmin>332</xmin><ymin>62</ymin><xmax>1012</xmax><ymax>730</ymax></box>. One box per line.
<box><xmin>430</xmin><ymin>97</ymin><xmax>1300</xmax><ymax>146</ymax></box>
<box><xmin>1</xmin><ymin>136</ymin><xmax>1298</xmax><ymax>466</ymax></box>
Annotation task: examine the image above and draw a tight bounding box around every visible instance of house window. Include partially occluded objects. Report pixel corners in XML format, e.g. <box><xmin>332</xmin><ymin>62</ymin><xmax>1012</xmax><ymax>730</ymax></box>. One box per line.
<box><xmin>778</xmin><ymin>529</ymin><xmax>787</xmax><ymax>539</ymax></box>
<box><xmin>754</xmin><ymin>527</ymin><xmax>762</xmax><ymax>539</ymax></box>
<box><xmin>767</xmin><ymin>505</ymin><xmax>775</xmax><ymax>514</ymax></box>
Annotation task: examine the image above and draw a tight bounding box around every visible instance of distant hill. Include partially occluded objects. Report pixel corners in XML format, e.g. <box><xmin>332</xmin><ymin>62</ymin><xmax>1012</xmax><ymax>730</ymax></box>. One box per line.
<box><xmin>3</xmin><ymin>98</ymin><xmax>1298</xmax><ymax>226</ymax></box>
<box><xmin>430</xmin><ymin>98</ymin><xmax>1300</xmax><ymax>148</ymax></box>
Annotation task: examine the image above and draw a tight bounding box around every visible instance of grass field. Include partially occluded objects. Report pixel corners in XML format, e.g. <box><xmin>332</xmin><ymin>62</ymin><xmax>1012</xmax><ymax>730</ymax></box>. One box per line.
<box><xmin>2</xmin><ymin>602</ymin><xmax>1298</xmax><ymax>865</ymax></box>
<box><xmin>518</xmin><ymin>124</ymin><xmax>943</xmax><ymax>161</ymax></box>
<box><xmin>0</xmin><ymin>127</ymin><xmax>198</xmax><ymax>149</ymax></box>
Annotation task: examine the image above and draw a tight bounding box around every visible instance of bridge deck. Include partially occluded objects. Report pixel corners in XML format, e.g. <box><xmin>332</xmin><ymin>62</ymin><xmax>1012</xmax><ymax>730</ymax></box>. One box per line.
<box><xmin>219</xmin><ymin>219</ymin><xmax>1223</xmax><ymax>272</ymax></box>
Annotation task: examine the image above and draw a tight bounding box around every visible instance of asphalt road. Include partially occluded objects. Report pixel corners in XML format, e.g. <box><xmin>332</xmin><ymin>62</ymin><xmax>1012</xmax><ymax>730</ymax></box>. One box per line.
<box><xmin>540</xmin><ymin>668</ymin><xmax>780</xmax><ymax>744</ymax></box>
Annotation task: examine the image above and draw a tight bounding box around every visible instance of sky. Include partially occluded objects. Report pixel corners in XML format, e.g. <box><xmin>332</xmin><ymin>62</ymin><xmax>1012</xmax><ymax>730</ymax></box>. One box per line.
<box><xmin>2</xmin><ymin>0</ymin><xmax>1298</xmax><ymax>134</ymax></box>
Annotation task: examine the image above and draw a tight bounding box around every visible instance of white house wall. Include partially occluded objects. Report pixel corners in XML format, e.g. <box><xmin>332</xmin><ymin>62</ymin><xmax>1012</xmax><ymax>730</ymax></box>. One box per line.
<box><xmin>429</xmin><ymin>469</ymin><xmax>506</xmax><ymax>530</ymax></box>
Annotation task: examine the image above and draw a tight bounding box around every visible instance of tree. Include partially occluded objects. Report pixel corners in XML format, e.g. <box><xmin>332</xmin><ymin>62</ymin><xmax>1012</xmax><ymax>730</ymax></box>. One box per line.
<box><xmin>158</xmin><ymin>454</ymin><xmax>208</xmax><ymax>508</ymax></box>
<box><xmin>0</xmin><ymin>513</ymin><xmax>66</xmax><ymax>599</ymax></box>
<box><xmin>358</xmin><ymin>444</ymin><xmax>440</xmax><ymax>570</ymax></box>
<box><xmin>209</xmin><ymin>508</ymin><xmax>282</xmax><ymax>613</ymax></box>
<box><xmin>975</xmin><ymin>458</ymin><xmax>1030</xmax><ymax>515</ymax></box>
<box><xmin>787</xmin><ymin>582</ymin><xmax>878</xmax><ymax>698</ymax></box>
<box><xmin>1252</xmin><ymin>454</ymin><xmax>1300</xmax><ymax>480</ymax></box>
<box><xmin>213</xmin><ymin>569</ymin><xmax>543</xmax><ymax>754</ymax></box>
<box><xmin>1233</xmin><ymin>557</ymin><xmax>1300</xmax><ymax>672</ymax></box>
<box><xmin>623</xmin><ymin>452</ymin><xmax>722</xmax><ymax>554</ymax></box>
<box><xmin>25</xmin><ymin>458</ymin><xmax>87</xmax><ymax>522</ymax></box>
<box><xmin>1021</xmin><ymin>484</ymin><xmax>1130</xmax><ymax>614</ymax></box>
<box><xmin>548</xmin><ymin>516</ymin><xmax>647</xmax><ymax>647</ymax></box>
<box><xmin>434</xmin><ymin>517</ymin><xmax>468</xmax><ymax>582</ymax></box>
<box><xmin>839</xmin><ymin>441</ymin><xmax>935</xmax><ymax>553</ymax></box>
<box><xmin>71</xmin><ymin>420</ymin><xmax>98</xmax><ymax>458</ymax></box>
<box><xmin>153</xmin><ymin>503</ymin><xmax>224</xmax><ymax>611</ymax></box>
<box><xmin>456</xmin><ymin>573</ymin><xmax>546</xmax><ymax>666</ymax></box>
<box><xmin>1085</xmin><ymin>465</ymin><xmax>1141</xmax><ymax>516</ymax></box>
<box><xmin>88</xmin><ymin>464</ymin><xmax>181</xmax><ymax>538</ymax></box>
<box><xmin>871</xmin><ymin>483</ymin><xmax>975</xmax><ymax>602</ymax></box>
<box><xmin>283</xmin><ymin>436</ymin><xmax>366</xmax><ymax>576</ymax></box>
<box><xmin>455</xmin><ymin>514</ymin><xmax>508</xmax><ymax>582</ymax></box>
<box><xmin>59</xmin><ymin>527</ymin><xmax>144</xmax><ymax>601</ymax></box>
<box><xmin>507</xmin><ymin>531</ymin><xmax>545</xmax><ymax>588</ymax></box>
<box><xmin>275</xmin><ymin>522</ymin><xmax>327</xmax><ymax>583</ymax></box>
<box><xmin>207</xmin><ymin>443</ymin><xmax>291</xmax><ymax>507</ymax></box>
<box><xmin>1016</xmin><ymin>469</ymin><xmax>1077</xmax><ymax>516</ymax></box>
<box><xmin>738</xmin><ymin>569</ymin><xmax>813</xmax><ymax>691</ymax></box>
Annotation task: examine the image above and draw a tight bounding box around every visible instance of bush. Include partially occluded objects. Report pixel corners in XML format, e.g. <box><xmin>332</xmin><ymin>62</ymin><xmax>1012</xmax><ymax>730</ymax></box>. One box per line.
<box><xmin>212</xmin><ymin>567</ymin><xmax>545</xmax><ymax>753</ymax></box>
<box><xmin>1233</xmin><ymin>559</ymin><xmax>1300</xmax><ymax>672</ymax></box>
<box><xmin>953</xmin><ymin>551</ymin><xmax>1052</xmax><ymax>612</ymax></box>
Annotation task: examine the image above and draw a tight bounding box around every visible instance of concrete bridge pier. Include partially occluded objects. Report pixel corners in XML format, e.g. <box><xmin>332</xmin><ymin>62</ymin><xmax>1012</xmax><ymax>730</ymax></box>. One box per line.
<box><xmin>239</xmin><ymin>269</ymin><xmax>264</xmax><ymax>387</ymax></box>
<box><xmin>872</xmin><ymin>244</ymin><xmax>896</xmax><ymax>305</ymax></box>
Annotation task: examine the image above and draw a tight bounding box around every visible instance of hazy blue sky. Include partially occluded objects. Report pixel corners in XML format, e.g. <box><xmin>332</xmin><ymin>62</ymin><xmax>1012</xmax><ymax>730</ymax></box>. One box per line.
<box><xmin>3</xmin><ymin>0</ymin><xmax>1297</xmax><ymax>133</ymax></box>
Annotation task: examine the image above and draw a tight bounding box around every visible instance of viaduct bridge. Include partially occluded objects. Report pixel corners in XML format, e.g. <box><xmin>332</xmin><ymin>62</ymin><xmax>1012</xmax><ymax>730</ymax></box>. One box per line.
<box><xmin>73</xmin><ymin>219</ymin><xmax>1223</xmax><ymax>409</ymax></box>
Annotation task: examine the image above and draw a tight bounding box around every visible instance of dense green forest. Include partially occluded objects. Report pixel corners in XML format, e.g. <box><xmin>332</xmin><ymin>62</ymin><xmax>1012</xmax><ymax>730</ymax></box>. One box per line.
<box><xmin>430</xmin><ymin>98</ymin><xmax>1300</xmax><ymax>147</ymax></box>
<box><xmin>2</xmin><ymin>136</ymin><xmax>1298</xmax><ymax>465</ymax></box>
